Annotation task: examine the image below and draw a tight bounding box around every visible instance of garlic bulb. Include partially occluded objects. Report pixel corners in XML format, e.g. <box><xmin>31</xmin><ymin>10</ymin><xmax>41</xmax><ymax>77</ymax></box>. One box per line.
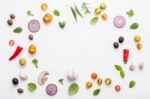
<box><xmin>67</xmin><ymin>69</ymin><xmax>78</xmax><ymax>81</ymax></box>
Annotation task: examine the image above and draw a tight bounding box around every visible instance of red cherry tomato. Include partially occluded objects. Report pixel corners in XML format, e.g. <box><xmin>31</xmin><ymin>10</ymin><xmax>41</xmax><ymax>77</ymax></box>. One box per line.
<box><xmin>115</xmin><ymin>85</ymin><xmax>121</xmax><ymax>92</ymax></box>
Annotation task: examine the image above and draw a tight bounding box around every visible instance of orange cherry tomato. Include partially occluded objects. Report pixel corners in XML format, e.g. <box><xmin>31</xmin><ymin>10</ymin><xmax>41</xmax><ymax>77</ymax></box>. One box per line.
<box><xmin>43</xmin><ymin>13</ymin><xmax>52</xmax><ymax>24</ymax></box>
<box><xmin>91</xmin><ymin>72</ymin><xmax>98</xmax><ymax>79</ymax></box>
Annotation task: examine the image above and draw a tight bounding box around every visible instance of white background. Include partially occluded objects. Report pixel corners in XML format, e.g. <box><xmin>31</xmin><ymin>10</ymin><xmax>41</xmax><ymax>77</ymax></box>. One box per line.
<box><xmin>0</xmin><ymin>0</ymin><xmax>150</xmax><ymax>99</ymax></box>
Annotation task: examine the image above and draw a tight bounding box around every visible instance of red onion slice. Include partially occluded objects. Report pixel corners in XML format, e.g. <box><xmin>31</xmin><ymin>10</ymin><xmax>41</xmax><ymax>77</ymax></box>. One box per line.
<box><xmin>46</xmin><ymin>84</ymin><xmax>57</xmax><ymax>96</ymax></box>
<box><xmin>113</xmin><ymin>16</ymin><xmax>126</xmax><ymax>28</ymax></box>
<box><xmin>28</xmin><ymin>19</ymin><xmax>40</xmax><ymax>33</ymax></box>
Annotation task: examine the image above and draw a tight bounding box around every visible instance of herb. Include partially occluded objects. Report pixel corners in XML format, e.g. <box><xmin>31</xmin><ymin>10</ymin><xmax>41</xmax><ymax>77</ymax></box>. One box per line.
<box><xmin>68</xmin><ymin>83</ymin><xmax>79</xmax><ymax>96</ymax></box>
<box><xmin>13</xmin><ymin>27</ymin><xmax>22</xmax><ymax>33</ymax></box>
<box><xmin>74</xmin><ymin>3</ymin><xmax>83</xmax><ymax>17</ymax></box>
<box><xmin>81</xmin><ymin>2</ymin><xmax>90</xmax><ymax>15</ymax></box>
<box><xmin>53</xmin><ymin>10</ymin><xmax>60</xmax><ymax>16</ymax></box>
<box><xmin>27</xmin><ymin>11</ymin><xmax>34</xmax><ymax>16</ymax></box>
<box><xmin>27</xmin><ymin>83</ymin><xmax>37</xmax><ymax>92</ymax></box>
<box><xmin>59</xmin><ymin>79</ymin><xmax>64</xmax><ymax>85</ymax></box>
<box><xmin>115</xmin><ymin>65</ymin><xmax>125</xmax><ymax>78</ymax></box>
<box><xmin>90</xmin><ymin>17</ymin><xmax>98</xmax><ymax>25</ymax></box>
<box><xmin>130</xmin><ymin>22</ymin><xmax>139</xmax><ymax>29</ymax></box>
<box><xmin>70</xmin><ymin>7</ymin><xmax>77</xmax><ymax>22</ymax></box>
<box><xmin>93</xmin><ymin>88</ymin><xmax>100</xmax><ymax>96</ymax></box>
<box><xmin>126</xmin><ymin>9</ymin><xmax>134</xmax><ymax>17</ymax></box>
<box><xmin>32</xmin><ymin>58</ymin><xmax>38</xmax><ymax>68</ymax></box>
<box><xmin>129</xmin><ymin>80</ymin><xmax>136</xmax><ymax>88</ymax></box>
<box><xmin>59</xmin><ymin>21</ymin><xmax>66</xmax><ymax>29</ymax></box>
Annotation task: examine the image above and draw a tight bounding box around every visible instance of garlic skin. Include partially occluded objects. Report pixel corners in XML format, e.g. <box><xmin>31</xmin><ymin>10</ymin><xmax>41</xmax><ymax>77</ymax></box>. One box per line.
<box><xmin>67</xmin><ymin>69</ymin><xmax>78</xmax><ymax>81</ymax></box>
<box><xmin>20</xmin><ymin>73</ymin><xmax>28</xmax><ymax>80</ymax></box>
<box><xmin>138</xmin><ymin>62</ymin><xmax>144</xmax><ymax>70</ymax></box>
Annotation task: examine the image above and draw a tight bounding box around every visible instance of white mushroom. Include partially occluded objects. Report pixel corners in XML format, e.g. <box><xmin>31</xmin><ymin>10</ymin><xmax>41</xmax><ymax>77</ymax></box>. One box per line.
<box><xmin>38</xmin><ymin>71</ymin><xmax>49</xmax><ymax>85</ymax></box>
<box><xmin>67</xmin><ymin>69</ymin><xmax>78</xmax><ymax>81</ymax></box>
<box><xmin>19</xmin><ymin>73</ymin><xmax>28</xmax><ymax>80</ymax></box>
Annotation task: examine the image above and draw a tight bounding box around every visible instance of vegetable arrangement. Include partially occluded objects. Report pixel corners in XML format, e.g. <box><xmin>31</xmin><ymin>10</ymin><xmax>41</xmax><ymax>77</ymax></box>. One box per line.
<box><xmin>7</xmin><ymin>1</ymin><xmax>144</xmax><ymax>97</ymax></box>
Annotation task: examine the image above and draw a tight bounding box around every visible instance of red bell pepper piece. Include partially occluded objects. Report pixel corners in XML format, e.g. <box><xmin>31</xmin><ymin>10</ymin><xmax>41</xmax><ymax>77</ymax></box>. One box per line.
<box><xmin>123</xmin><ymin>49</ymin><xmax>129</xmax><ymax>64</ymax></box>
<box><xmin>9</xmin><ymin>46</ymin><xmax>23</xmax><ymax>61</ymax></box>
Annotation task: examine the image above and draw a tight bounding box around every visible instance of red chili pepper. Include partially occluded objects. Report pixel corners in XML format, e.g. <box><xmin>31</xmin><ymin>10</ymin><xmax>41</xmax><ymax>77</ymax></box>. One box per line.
<box><xmin>123</xmin><ymin>49</ymin><xmax>129</xmax><ymax>64</ymax></box>
<box><xmin>9</xmin><ymin>46</ymin><xmax>23</xmax><ymax>61</ymax></box>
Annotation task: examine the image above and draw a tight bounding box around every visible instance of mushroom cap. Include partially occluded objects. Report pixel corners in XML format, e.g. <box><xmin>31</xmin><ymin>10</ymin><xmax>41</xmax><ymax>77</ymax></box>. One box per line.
<box><xmin>38</xmin><ymin>71</ymin><xmax>49</xmax><ymax>85</ymax></box>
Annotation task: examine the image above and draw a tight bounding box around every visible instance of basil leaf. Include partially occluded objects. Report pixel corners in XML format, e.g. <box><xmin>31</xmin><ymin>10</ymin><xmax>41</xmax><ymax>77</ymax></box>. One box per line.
<box><xmin>120</xmin><ymin>71</ymin><xmax>125</xmax><ymax>78</ymax></box>
<box><xmin>114</xmin><ymin>65</ymin><xmax>125</xmax><ymax>78</ymax></box>
<box><xmin>13</xmin><ymin>27</ymin><xmax>22</xmax><ymax>33</ymax></box>
<box><xmin>68</xmin><ymin>83</ymin><xmax>79</xmax><ymax>96</ymax></box>
<box><xmin>93</xmin><ymin>88</ymin><xmax>100</xmax><ymax>96</ymax></box>
<box><xmin>53</xmin><ymin>10</ymin><xmax>60</xmax><ymax>16</ymax></box>
<box><xmin>115</xmin><ymin>65</ymin><xmax>123</xmax><ymax>71</ymax></box>
<box><xmin>27</xmin><ymin>83</ymin><xmax>37</xmax><ymax>92</ymax></box>
<box><xmin>90</xmin><ymin>17</ymin><xmax>98</xmax><ymax>25</ymax></box>
<box><xmin>59</xmin><ymin>79</ymin><xmax>64</xmax><ymax>85</ymax></box>
<box><xmin>27</xmin><ymin>10</ymin><xmax>34</xmax><ymax>16</ymax></box>
<box><xmin>130</xmin><ymin>23</ymin><xmax>139</xmax><ymax>29</ymax></box>
<box><xmin>59</xmin><ymin>21</ymin><xmax>66</xmax><ymax>29</ymax></box>
<box><xmin>129</xmin><ymin>80</ymin><xmax>135</xmax><ymax>88</ymax></box>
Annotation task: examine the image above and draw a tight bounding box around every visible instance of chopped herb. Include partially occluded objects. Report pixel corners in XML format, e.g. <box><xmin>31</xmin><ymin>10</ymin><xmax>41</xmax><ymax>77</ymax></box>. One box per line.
<box><xmin>93</xmin><ymin>88</ymin><xmax>100</xmax><ymax>96</ymax></box>
<box><xmin>74</xmin><ymin>3</ymin><xmax>83</xmax><ymax>17</ymax></box>
<box><xmin>27</xmin><ymin>11</ymin><xmax>34</xmax><ymax>16</ymax></box>
<box><xmin>13</xmin><ymin>27</ymin><xmax>22</xmax><ymax>33</ymax></box>
<box><xmin>68</xmin><ymin>83</ymin><xmax>79</xmax><ymax>96</ymax></box>
<box><xmin>59</xmin><ymin>21</ymin><xmax>66</xmax><ymax>29</ymax></box>
<box><xmin>70</xmin><ymin>7</ymin><xmax>77</xmax><ymax>22</ymax></box>
<box><xmin>59</xmin><ymin>79</ymin><xmax>64</xmax><ymax>85</ymax></box>
<box><xmin>129</xmin><ymin>80</ymin><xmax>136</xmax><ymax>88</ymax></box>
<box><xmin>126</xmin><ymin>9</ymin><xmax>134</xmax><ymax>17</ymax></box>
<box><xmin>130</xmin><ymin>22</ymin><xmax>139</xmax><ymax>29</ymax></box>
<box><xmin>53</xmin><ymin>10</ymin><xmax>60</xmax><ymax>16</ymax></box>
<box><xmin>90</xmin><ymin>17</ymin><xmax>98</xmax><ymax>25</ymax></box>
<box><xmin>32</xmin><ymin>58</ymin><xmax>38</xmax><ymax>68</ymax></box>
<box><xmin>81</xmin><ymin>2</ymin><xmax>90</xmax><ymax>15</ymax></box>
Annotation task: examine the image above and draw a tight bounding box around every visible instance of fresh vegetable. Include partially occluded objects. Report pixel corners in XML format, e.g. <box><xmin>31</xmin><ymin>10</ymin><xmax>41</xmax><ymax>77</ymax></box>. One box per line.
<box><xmin>129</xmin><ymin>80</ymin><xmax>135</xmax><ymax>88</ymax></box>
<box><xmin>7</xmin><ymin>19</ymin><xmax>13</xmax><ymax>26</ymax></box>
<box><xmin>90</xmin><ymin>17</ymin><xmax>98</xmax><ymax>25</ymax></box>
<box><xmin>115</xmin><ymin>85</ymin><xmax>121</xmax><ymax>92</ymax></box>
<box><xmin>126</xmin><ymin>9</ymin><xmax>134</xmax><ymax>17</ymax></box>
<box><xmin>19</xmin><ymin>58</ymin><xmax>26</xmax><ymax>66</ymax></box>
<box><xmin>115</xmin><ymin>65</ymin><xmax>125</xmax><ymax>78</ymax></box>
<box><xmin>28</xmin><ymin>19</ymin><xmax>40</xmax><ymax>33</ymax></box>
<box><xmin>129</xmin><ymin>64</ymin><xmax>135</xmax><ymax>71</ymax></box>
<box><xmin>12</xmin><ymin>78</ymin><xmax>19</xmax><ymax>85</ymax></box>
<box><xmin>101</xmin><ymin>13</ymin><xmax>107</xmax><ymax>21</ymax></box>
<box><xmin>74</xmin><ymin>4</ymin><xmax>83</xmax><ymax>17</ymax></box>
<box><xmin>53</xmin><ymin>10</ymin><xmax>60</xmax><ymax>16</ymax></box>
<box><xmin>138</xmin><ymin>62</ymin><xmax>144</xmax><ymax>70</ymax></box>
<box><xmin>118</xmin><ymin>36</ymin><xmax>124</xmax><ymax>43</ymax></box>
<box><xmin>97</xmin><ymin>78</ymin><xmax>103</xmax><ymax>85</ymax></box>
<box><xmin>27</xmin><ymin>83</ymin><xmax>37</xmax><ymax>92</ymax></box>
<box><xmin>123</xmin><ymin>49</ymin><xmax>129</xmax><ymax>64</ymax></box>
<box><xmin>13</xmin><ymin>27</ymin><xmax>22</xmax><ymax>33</ymax></box>
<box><xmin>28</xmin><ymin>34</ymin><xmax>33</xmax><ymax>40</ymax></box>
<box><xmin>113</xmin><ymin>42</ymin><xmax>119</xmax><ymax>49</ymax></box>
<box><xmin>70</xmin><ymin>7</ymin><xmax>77</xmax><ymax>22</ymax></box>
<box><xmin>43</xmin><ymin>13</ymin><xmax>53</xmax><ymax>24</ymax></box>
<box><xmin>99</xmin><ymin>3</ymin><xmax>107</xmax><ymax>10</ymax></box>
<box><xmin>68</xmin><ymin>83</ymin><xmax>79</xmax><ymax>96</ymax></box>
<box><xmin>28</xmin><ymin>44</ymin><xmax>36</xmax><ymax>54</ymax></box>
<box><xmin>19</xmin><ymin>73</ymin><xmax>28</xmax><ymax>80</ymax></box>
<box><xmin>38</xmin><ymin>71</ymin><xmax>49</xmax><ymax>85</ymax></box>
<box><xmin>105</xmin><ymin>78</ymin><xmax>111</xmax><ymax>85</ymax></box>
<box><xmin>67</xmin><ymin>69</ymin><xmax>78</xmax><ymax>81</ymax></box>
<box><xmin>91</xmin><ymin>72</ymin><xmax>98</xmax><ymax>79</ymax></box>
<box><xmin>136</xmin><ymin>43</ymin><xmax>142</xmax><ymax>50</ymax></box>
<box><xmin>32</xmin><ymin>58</ymin><xmax>38</xmax><ymax>68</ymax></box>
<box><xmin>17</xmin><ymin>88</ymin><xmax>24</xmax><ymax>94</ymax></box>
<box><xmin>85</xmin><ymin>81</ymin><xmax>93</xmax><ymax>88</ymax></box>
<box><xmin>134</xmin><ymin>35</ymin><xmax>141</xmax><ymax>42</ymax></box>
<box><xmin>94</xmin><ymin>8</ymin><xmax>101</xmax><ymax>15</ymax></box>
<box><xmin>59</xmin><ymin>21</ymin><xmax>66</xmax><ymax>29</ymax></box>
<box><xmin>81</xmin><ymin>2</ymin><xmax>90</xmax><ymax>15</ymax></box>
<box><xmin>9</xmin><ymin>40</ymin><xmax>15</xmax><ymax>46</ymax></box>
<box><xmin>27</xmin><ymin>11</ymin><xmax>34</xmax><ymax>16</ymax></box>
<box><xmin>113</xmin><ymin>16</ymin><xmax>126</xmax><ymax>28</ymax></box>
<box><xmin>59</xmin><ymin>79</ymin><xmax>64</xmax><ymax>85</ymax></box>
<box><xmin>9</xmin><ymin>46</ymin><xmax>23</xmax><ymax>61</ymax></box>
<box><xmin>41</xmin><ymin>3</ymin><xmax>48</xmax><ymax>11</ymax></box>
<box><xmin>46</xmin><ymin>84</ymin><xmax>58</xmax><ymax>96</ymax></box>
<box><xmin>130</xmin><ymin>22</ymin><xmax>139</xmax><ymax>29</ymax></box>
<box><xmin>93</xmin><ymin>88</ymin><xmax>100</xmax><ymax>96</ymax></box>
<box><xmin>10</xmin><ymin>13</ymin><xmax>15</xmax><ymax>19</ymax></box>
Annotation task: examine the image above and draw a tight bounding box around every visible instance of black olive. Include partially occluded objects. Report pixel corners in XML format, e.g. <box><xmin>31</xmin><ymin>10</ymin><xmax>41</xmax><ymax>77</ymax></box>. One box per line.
<box><xmin>113</xmin><ymin>42</ymin><xmax>119</xmax><ymax>49</ymax></box>
<box><xmin>7</xmin><ymin>19</ymin><xmax>13</xmax><ymax>26</ymax></box>
<box><xmin>28</xmin><ymin>34</ymin><xmax>33</xmax><ymax>40</ymax></box>
<box><xmin>17</xmin><ymin>88</ymin><xmax>24</xmax><ymax>93</ymax></box>
<box><xmin>12</xmin><ymin>78</ymin><xmax>19</xmax><ymax>85</ymax></box>
<box><xmin>118</xmin><ymin>36</ymin><xmax>124</xmax><ymax>43</ymax></box>
<box><xmin>10</xmin><ymin>13</ymin><xmax>15</xmax><ymax>19</ymax></box>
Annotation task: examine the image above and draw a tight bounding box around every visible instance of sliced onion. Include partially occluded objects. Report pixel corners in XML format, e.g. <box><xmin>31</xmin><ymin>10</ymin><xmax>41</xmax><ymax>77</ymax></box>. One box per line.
<box><xmin>46</xmin><ymin>84</ymin><xmax>57</xmax><ymax>96</ymax></box>
<box><xmin>28</xmin><ymin>19</ymin><xmax>40</xmax><ymax>33</ymax></box>
<box><xmin>113</xmin><ymin>16</ymin><xmax>126</xmax><ymax>28</ymax></box>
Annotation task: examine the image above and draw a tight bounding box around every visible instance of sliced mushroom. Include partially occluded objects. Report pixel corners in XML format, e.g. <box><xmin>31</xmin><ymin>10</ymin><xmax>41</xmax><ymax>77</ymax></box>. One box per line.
<box><xmin>38</xmin><ymin>71</ymin><xmax>49</xmax><ymax>85</ymax></box>
<box><xmin>19</xmin><ymin>73</ymin><xmax>28</xmax><ymax>80</ymax></box>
